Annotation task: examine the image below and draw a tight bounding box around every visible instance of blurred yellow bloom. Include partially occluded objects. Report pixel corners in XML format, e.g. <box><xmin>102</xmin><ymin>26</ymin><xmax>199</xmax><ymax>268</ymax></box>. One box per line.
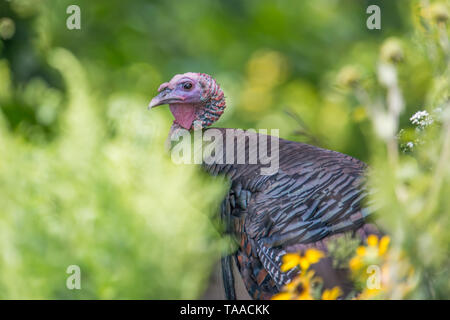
<box><xmin>380</xmin><ymin>38</ymin><xmax>404</xmax><ymax>63</ymax></box>
<box><xmin>322</xmin><ymin>287</ymin><xmax>342</xmax><ymax>300</ymax></box>
<box><xmin>281</xmin><ymin>249</ymin><xmax>325</xmax><ymax>272</ymax></box>
<box><xmin>274</xmin><ymin>254</ymin><xmax>329</xmax><ymax>300</ymax></box>
<box><xmin>349</xmin><ymin>235</ymin><xmax>417</xmax><ymax>299</ymax></box>
<box><xmin>429</xmin><ymin>3</ymin><xmax>449</xmax><ymax>23</ymax></box>
<box><xmin>297</xmin><ymin>290</ymin><xmax>314</xmax><ymax>300</ymax></box>
<box><xmin>297</xmin><ymin>270</ymin><xmax>320</xmax><ymax>300</ymax></box>
<box><xmin>349</xmin><ymin>235</ymin><xmax>391</xmax><ymax>272</ymax></box>
<box><xmin>293</xmin><ymin>270</ymin><xmax>316</xmax><ymax>300</ymax></box>
<box><xmin>337</xmin><ymin>65</ymin><xmax>361</xmax><ymax>88</ymax></box>
<box><xmin>271</xmin><ymin>292</ymin><xmax>293</xmax><ymax>300</ymax></box>
<box><xmin>378</xmin><ymin>236</ymin><xmax>390</xmax><ymax>256</ymax></box>
<box><xmin>349</xmin><ymin>256</ymin><xmax>363</xmax><ymax>271</ymax></box>
<box><xmin>356</xmin><ymin>246</ymin><xmax>366</xmax><ymax>256</ymax></box>
<box><xmin>364</xmin><ymin>235</ymin><xmax>390</xmax><ymax>255</ymax></box>
<box><xmin>367</xmin><ymin>234</ymin><xmax>378</xmax><ymax>247</ymax></box>
<box><xmin>280</xmin><ymin>253</ymin><xmax>302</xmax><ymax>272</ymax></box>
<box><xmin>273</xmin><ymin>268</ymin><xmax>342</xmax><ymax>300</ymax></box>
<box><xmin>355</xmin><ymin>288</ymin><xmax>382</xmax><ymax>300</ymax></box>
<box><xmin>305</xmin><ymin>249</ymin><xmax>324</xmax><ymax>264</ymax></box>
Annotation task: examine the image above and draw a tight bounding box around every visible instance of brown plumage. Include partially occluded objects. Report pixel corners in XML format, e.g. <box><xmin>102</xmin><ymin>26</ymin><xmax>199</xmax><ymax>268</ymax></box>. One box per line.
<box><xmin>203</xmin><ymin>129</ymin><xmax>378</xmax><ymax>299</ymax></box>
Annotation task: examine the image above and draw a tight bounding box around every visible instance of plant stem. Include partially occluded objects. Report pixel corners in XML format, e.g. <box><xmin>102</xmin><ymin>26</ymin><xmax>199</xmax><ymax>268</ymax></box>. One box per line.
<box><xmin>424</xmin><ymin>116</ymin><xmax>450</xmax><ymax>217</ymax></box>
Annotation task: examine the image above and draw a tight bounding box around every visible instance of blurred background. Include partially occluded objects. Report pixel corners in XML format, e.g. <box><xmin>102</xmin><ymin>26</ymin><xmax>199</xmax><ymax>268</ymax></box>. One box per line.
<box><xmin>0</xmin><ymin>0</ymin><xmax>448</xmax><ymax>299</ymax></box>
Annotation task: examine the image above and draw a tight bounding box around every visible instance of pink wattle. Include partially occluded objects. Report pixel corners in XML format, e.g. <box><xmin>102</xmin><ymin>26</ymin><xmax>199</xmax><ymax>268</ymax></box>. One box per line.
<box><xmin>169</xmin><ymin>103</ymin><xmax>197</xmax><ymax>130</ymax></box>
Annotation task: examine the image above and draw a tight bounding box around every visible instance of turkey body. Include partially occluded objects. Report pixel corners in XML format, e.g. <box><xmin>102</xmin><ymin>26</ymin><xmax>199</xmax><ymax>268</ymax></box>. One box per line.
<box><xmin>201</xmin><ymin>128</ymin><xmax>378</xmax><ymax>300</ymax></box>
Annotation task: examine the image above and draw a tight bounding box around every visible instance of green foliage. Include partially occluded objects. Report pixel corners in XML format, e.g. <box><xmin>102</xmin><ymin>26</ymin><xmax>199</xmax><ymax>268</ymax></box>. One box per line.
<box><xmin>0</xmin><ymin>48</ymin><xmax>227</xmax><ymax>299</ymax></box>
<box><xmin>0</xmin><ymin>0</ymin><xmax>449</xmax><ymax>299</ymax></box>
<box><xmin>327</xmin><ymin>234</ymin><xmax>361</xmax><ymax>269</ymax></box>
<box><xmin>336</xmin><ymin>1</ymin><xmax>450</xmax><ymax>299</ymax></box>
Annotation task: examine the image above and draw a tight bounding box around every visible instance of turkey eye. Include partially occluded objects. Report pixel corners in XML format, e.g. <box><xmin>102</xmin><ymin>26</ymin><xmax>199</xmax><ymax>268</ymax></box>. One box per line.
<box><xmin>183</xmin><ymin>82</ymin><xmax>193</xmax><ymax>90</ymax></box>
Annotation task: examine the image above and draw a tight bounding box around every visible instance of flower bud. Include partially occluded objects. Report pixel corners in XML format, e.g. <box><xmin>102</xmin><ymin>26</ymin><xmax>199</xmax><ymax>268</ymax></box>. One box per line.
<box><xmin>0</xmin><ymin>18</ymin><xmax>15</xmax><ymax>40</ymax></box>
<box><xmin>429</xmin><ymin>3</ymin><xmax>449</xmax><ymax>24</ymax></box>
<box><xmin>337</xmin><ymin>65</ymin><xmax>361</xmax><ymax>88</ymax></box>
<box><xmin>380</xmin><ymin>38</ymin><xmax>403</xmax><ymax>64</ymax></box>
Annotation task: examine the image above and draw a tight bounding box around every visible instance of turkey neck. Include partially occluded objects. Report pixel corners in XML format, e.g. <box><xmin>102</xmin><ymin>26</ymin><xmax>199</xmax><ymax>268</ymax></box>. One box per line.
<box><xmin>167</xmin><ymin>123</ymin><xmax>277</xmax><ymax>183</ymax></box>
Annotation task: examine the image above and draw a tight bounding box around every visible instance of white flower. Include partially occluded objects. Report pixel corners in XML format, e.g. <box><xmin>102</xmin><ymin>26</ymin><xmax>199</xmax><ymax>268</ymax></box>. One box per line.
<box><xmin>410</xmin><ymin>110</ymin><xmax>433</xmax><ymax>130</ymax></box>
<box><xmin>378</xmin><ymin>62</ymin><xmax>397</xmax><ymax>87</ymax></box>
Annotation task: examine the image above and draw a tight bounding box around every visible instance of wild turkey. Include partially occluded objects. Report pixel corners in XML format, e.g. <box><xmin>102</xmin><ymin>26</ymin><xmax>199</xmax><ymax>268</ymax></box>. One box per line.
<box><xmin>149</xmin><ymin>72</ymin><xmax>379</xmax><ymax>300</ymax></box>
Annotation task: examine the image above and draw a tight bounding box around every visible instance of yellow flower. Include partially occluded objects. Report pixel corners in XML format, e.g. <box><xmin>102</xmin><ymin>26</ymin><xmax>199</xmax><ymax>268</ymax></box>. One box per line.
<box><xmin>297</xmin><ymin>290</ymin><xmax>314</xmax><ymax>300</ymax></box>
<box><xmin>337</xmin><ymin>65</ymin><xmax>361</xmax><ymax>88</ymax></box>
<box><xmin>367</xmin><ymin>234</ymin><xmax>379</xmax><ymax>247</ymax></box>
<box><xmin>285</xmin><ymin>274</ymin><xmax>303</xmax><ymax>293</ymax></box>
<box><xmin>429</xmin><ymin>3</ymin><xmax>449</xmax><ymax>23</ymax></box>
<box><xmin>272</xmin><ymin>269</ymin><xmax>319</xmax><ymax>300</ymax></box>
<box><xmin>281</xmin><ymin>253</ymin><xmax>302</xmax><ymax>272</ymax></box>
<box><xmin>378</xmin><ymin>236</ymin><xmax>390</xmax><ymax>256</ymax></box>
<box><xmin>356</xmin><ymin>288</ymin><xmax>383</xmax><ymax>300</ymax></box>
<box><xmin>304</xmin><ymin>249</ymin><xmax>324</xmax><ymax>264</ymax></box>
<box><xmin>356</xmin><ymin>246</ymin><xmax>366</xmax><ymax>257</ymax></box>
<box><xmin>271</xmin><ymin>292</ymin><xmax>293</xmax><ymax>300</ymax></box>
<box><xmin>295</xmin><ymin>270</ymin><xmax>316</xmax><ymax>300</ymax></box>
<box><xmin>350</xmin><ymin>235</ymin><xmax>391</xmax><ymax>272</ymax></box>
<box><xmin>322</xmin><ymin>287</ymin><xmax>342</xmax><ymax>300</ymax></box>
<box><xmin>349</xmin><ymin>245</ymin><xmax>367</xmax><ymax>271</ymax></box>
<box><xmin>366</xmin><ymin>234</ymin><xmax>391</xmax><ymax>256</ymax></box>
<box><xmin>380</xmin><ymin>38</ymin><xmax>403</xmax><ymax>63</ymax></box>
<box><xmin>281</xmin><ymin>249</ymin><xmax>324</xmax><ymax>272</ymax></box>
<box><xmin>349</xmin><ymin>256</ymin><xmax>363</xmax><ymax>271</ymax></box>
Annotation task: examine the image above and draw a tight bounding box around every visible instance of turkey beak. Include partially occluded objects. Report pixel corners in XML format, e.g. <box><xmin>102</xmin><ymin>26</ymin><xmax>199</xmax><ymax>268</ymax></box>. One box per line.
<box><xmin>148</xmin><ymin>89</ymin><xmax>183</xmax><ymax>110</ymax></box>
<box><xmin>148</xmin><ymin>91</ymin><xmax>167</xmax><ymax>109</ymax></box>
